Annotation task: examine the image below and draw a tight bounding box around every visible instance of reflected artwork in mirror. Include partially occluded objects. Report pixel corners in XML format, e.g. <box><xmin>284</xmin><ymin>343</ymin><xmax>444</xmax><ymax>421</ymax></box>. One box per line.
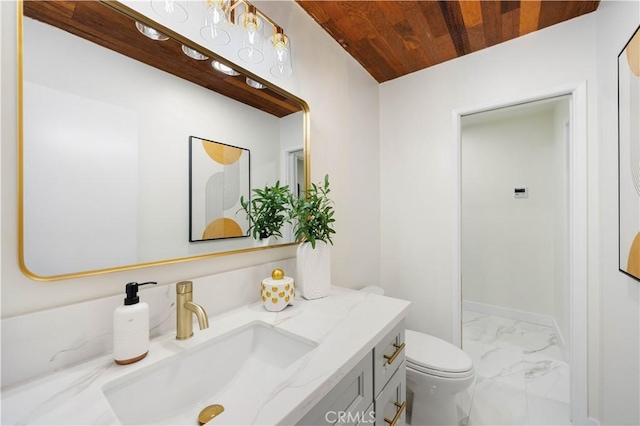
<box><xmin>189</xmin><ymin>136</ymin><xmax>250</xmax><ymax>242</ymax></box>
<box><xmin>18</xmin><ymin>0</ymin><xmax>309</xmax><ymax>280</ymax></box>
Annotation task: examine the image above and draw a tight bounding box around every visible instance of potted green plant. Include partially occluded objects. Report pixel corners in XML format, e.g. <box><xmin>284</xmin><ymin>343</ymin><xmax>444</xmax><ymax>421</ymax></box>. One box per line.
<box><xmin>238</xmin><ymin>181</ymin><xmax>290</xmax><ymax>246</ymax></box>
<box><xmin>289</xmin><ymin>174</ymin><xmax>336</xmax><ymax>299</ymax></box>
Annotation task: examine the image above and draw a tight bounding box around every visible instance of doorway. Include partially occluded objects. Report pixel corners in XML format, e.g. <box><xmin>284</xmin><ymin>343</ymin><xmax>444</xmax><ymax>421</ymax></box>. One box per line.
<box><xmin>452</xmin><ymin>83</ymin><xmax>588</xmax><ymax>425</ymax></box>
<box><xmin>459</xmin><ymin>97</ymin><xmax>570</xmax><ymax>425</ymax></box>
<box><xmin>283</xmin><ymin>148</ymin><xmax>304</xmax><ymax>242</ymax></box>
<box><xmin>287</xmin><ymin>148</ymin><xmax>305</xmax><ymax>198</ymax></box>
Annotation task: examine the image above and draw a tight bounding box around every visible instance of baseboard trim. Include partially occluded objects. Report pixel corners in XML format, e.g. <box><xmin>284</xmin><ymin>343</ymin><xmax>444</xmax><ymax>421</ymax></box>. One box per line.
<box><xmin>585</xmin><ymin>417</ymin><xmax>600</xmax><ymax>425</ymax></box>
<box><xmin>463</xmin><ymin>300</ymin><xmax>567</xmax><ymax>359</ymax></box>
<box><xmin>551</xmin><ymin>316</ymin><xmax>569</xmax><ymax>361</ymax></box>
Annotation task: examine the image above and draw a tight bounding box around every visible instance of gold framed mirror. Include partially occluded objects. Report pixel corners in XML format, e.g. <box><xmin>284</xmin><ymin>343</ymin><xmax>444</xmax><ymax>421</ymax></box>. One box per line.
<box><xmin>18</xmin><ymin>0</ymin><xmax>309</xmax><ymax>281</ymax></box>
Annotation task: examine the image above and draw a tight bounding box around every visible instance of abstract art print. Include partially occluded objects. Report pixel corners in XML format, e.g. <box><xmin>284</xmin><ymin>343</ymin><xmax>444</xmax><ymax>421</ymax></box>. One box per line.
<box><xmin>189</xmin><ymin>136</ymin><xmax>250</xmax><ymax>242</ymax></box>
<box><xmin>619</xmin><ymin>25</ymin><xmax>640</xmax><ymax>282</ymax></box>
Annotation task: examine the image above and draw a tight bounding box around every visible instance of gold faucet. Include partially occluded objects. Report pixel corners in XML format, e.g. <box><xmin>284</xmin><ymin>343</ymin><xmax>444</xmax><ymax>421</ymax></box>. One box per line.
<box><xmin>176</xmin><ymin>281</ymin><xmax>209</xmax><ymax>340</ymax></box>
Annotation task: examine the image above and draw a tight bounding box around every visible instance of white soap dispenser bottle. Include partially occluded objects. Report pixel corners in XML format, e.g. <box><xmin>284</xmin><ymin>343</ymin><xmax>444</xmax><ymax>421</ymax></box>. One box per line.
<box><xmin>113</xmin><ymin>281</ymin><xmax>156</xmax><ymax>365</ymax></box>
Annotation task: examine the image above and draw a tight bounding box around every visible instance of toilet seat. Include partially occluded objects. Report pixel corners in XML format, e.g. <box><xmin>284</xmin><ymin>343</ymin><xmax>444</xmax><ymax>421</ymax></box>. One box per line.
<box><xmin>405</xmin><ymin>330</ymin><xmax>473</xmax><ymax>378</ymax></box>
<box><xmin>407</xmin><ymin>360</ymin><xmax>474</xmax><ymax>379</ymax></box>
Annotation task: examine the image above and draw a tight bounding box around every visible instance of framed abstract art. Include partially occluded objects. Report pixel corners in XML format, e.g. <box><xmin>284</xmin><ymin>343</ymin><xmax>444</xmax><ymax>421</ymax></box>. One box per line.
<box><xmin>619</xmin><ymin>25</ymin><xmax>640</xmax><ymax>282</ymax></box>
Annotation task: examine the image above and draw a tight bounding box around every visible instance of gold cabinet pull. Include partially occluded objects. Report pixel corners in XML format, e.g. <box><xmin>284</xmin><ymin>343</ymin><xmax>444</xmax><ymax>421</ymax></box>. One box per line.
<box><xmin>383</xmin><ymin>342</ymin><xmax>405</xmax><ymax>365</ymax></box>
<box><xmin>384</xmin><ymin>401</ymin><xmax>407</xmax><ymax>426</ymax></box>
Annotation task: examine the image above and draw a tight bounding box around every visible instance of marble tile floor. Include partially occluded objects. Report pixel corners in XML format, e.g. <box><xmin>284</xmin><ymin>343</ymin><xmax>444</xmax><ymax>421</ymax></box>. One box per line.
<box><xmin>457</xmin><ymin>310</ymin><xmax>570</xmax><ymax>426</ymax></box>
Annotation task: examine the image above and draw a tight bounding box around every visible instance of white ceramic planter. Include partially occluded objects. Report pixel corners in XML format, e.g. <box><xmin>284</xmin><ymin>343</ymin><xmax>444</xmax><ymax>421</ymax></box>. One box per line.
<box><xmin>253</xmin><ymin>235</ymin><xmax>276</xmax><ymax>247</ymax></box>
<box><xmin>296</xmin><ymin>241</ymin><xmax>331</xmax><ymax>300</ymax></box>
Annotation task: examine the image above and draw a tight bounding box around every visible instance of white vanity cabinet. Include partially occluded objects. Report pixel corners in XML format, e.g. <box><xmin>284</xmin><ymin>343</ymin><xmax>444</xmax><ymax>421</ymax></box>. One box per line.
<box><xmin>299</xmin><ymin>320</ymin><xmax>406</xmax><ymax>426</ymax></box>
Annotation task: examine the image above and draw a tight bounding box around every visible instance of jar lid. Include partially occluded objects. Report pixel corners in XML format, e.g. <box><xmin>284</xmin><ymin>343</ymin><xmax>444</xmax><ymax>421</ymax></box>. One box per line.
<box><xmin>272</xmin><ymin>269</ymin><xmax>285</xmax><ymax>280</ymax></box>
<box><xmin>262</xmin><ymin>269</ymin><xmax>293</xmax><ymax>286</ymax></box>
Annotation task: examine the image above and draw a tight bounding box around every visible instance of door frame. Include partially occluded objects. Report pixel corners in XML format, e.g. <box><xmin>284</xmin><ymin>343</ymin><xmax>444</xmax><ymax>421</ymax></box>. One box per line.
<box><xmin>451</xmin><ymin>82</ymin><xmax>588</xmax><ymax>425</ymax></box>
<box><xmin>281</xmin><ymin>146</ymin><xmax>304</xmax><ymax>242</ymax></box>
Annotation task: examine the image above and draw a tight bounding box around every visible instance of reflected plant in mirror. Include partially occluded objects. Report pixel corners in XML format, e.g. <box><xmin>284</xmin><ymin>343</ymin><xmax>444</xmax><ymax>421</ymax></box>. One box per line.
<box><xmin>238</xmin><ymin>181</ymin><xmax>291</xmax><ymax>244</ymax></box>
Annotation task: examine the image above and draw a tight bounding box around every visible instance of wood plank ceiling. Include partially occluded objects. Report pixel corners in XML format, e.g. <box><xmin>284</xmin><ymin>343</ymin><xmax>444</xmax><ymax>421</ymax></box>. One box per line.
<box><xmin>296</xmin><ymin>0</ymin><xmax>600</xmax><ymax>83</ymax></box>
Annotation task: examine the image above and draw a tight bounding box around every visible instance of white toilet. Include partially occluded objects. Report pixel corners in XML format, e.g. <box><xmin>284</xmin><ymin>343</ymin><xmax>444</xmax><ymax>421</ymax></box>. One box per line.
<box><xmin>360</xmin><ymin>286</ymin><xmax>475</xmax><ymax>426</ymax></box>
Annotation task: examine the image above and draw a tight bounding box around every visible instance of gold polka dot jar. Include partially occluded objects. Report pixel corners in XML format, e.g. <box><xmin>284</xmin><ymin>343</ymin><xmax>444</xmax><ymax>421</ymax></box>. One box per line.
<box><xmin>261</xmin><ymin>269</ymin><xmax>295</xmax><ymax>312</ymax></box>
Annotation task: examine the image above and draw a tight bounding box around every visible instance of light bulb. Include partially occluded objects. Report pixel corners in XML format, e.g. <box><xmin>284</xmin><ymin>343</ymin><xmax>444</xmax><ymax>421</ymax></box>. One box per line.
<box><xmin>200</xmin><ymin>0</ymin><xmax>231</xmax><ymax>46</ymax></box>
<box><xmin>212</xmin><ymin>61</ymin><xmax>241</xmax><ymax>76</ymax></box>
<box><xmin>246</xmin><ymin>78</ymin><xmax>266</xmax><ymax>89</ymax></box>
<box><xmin>270</xmin><ymin>31</ymin><xmax>292</xmax><ymax>78</ymax></box>
<box><xmin>150</xmin><ymin>0</ymin><xmax>188</xmax><ymax>23</ymax></box>
<box><xmin>135</xmin><ymin>22</ymin><xmax>169</xmax><ymax>41</ymax></box>
<box><xmin>182</xmin><ymin>45</ymin><xmax>209</xmax><ymax>60</ymax></box>
<box><xmin>238</xmin><ymin>6</ymin><xmax>264</xmax><ymax>64</ymax></box>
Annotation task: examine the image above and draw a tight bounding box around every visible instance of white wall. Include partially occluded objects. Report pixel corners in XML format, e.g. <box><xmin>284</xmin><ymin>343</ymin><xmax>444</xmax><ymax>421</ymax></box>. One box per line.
<box><xmin>379</xmin><ymin>10</ymin><xmax>602</xmax><ymax>419</ymax></box>
<box><xmin>461</xmin><ymin>106</ymin><xmax>563</xmax><ymax>324</ymax></box>
<box><xmin>254</xmin><ymin>1</ymin><xmax>382</xmax><ymax>291</ymax></box>
<box><xmin>1</xmin><ymin>1</ymin><xmax>380</xmax><ymax>317</ymax></box>
<box><xmin>280</xmin><ymin>112</ymin><xmax>304</xmax><ymax>154</ymax></box>
<box><xmin>597</xmin><ymin>1</ymin><xmax>640</xmax><ymax>424</ymax></box>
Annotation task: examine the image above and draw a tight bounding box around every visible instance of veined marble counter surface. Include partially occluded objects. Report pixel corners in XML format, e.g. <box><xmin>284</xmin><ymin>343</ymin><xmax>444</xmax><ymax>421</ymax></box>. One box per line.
<box><xmin>1</xmin><ymin>287</ymin><xmax>410</xmax><ymax>425</ymax></box>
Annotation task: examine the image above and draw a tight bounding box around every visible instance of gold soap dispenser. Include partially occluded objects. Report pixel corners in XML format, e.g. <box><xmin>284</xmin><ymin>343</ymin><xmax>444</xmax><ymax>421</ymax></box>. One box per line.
<box><xmin>261</xmin><ymin>269</ymin><xmax>295</xmax><ymax>312</ymax></box>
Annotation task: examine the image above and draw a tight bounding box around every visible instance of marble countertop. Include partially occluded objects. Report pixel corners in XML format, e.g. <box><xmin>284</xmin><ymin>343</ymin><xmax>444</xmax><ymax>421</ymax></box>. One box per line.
<box><xmin>1</xmin><ymin>287</ymin><xmax>410</xmax><ymax>425</ymax></box>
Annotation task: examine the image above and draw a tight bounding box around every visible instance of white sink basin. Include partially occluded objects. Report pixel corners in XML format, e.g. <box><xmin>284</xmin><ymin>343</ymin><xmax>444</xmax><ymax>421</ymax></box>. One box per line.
<box><xmin>102</xmin><ymin>321</ymin><xmax>318</xmax><ymax>425</ymax></box>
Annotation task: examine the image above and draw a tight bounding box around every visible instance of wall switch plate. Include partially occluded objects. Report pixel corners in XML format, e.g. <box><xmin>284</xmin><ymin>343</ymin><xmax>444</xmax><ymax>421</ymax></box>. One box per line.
<box><xmin>514</xmin><ymin>187</ymin><xmax>528</xmax><ymax>198</ymax></box>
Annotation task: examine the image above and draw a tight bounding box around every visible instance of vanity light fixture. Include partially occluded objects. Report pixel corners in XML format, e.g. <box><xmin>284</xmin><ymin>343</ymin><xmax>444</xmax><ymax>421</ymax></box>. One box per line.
<box><xmin>182</xmin><ymin>45</ymin><xmax>209</xmax><ymax>60</ymax></box>
<box><xmin>136</xmin><ymin>0</ymin><xmax>289</xmax><ymax>90</ymax></box>
<box><xmin>135</xmin><ymin>22</ymin><xmax>169</xmax><ymax>41</ymax></box>
<box><xmin>200</xmin><ymin>0</ymin><xmax>293</xmax><ymax>76</ymax></box>
<box><xmin>245</xmin><ymin>77</ymin><xmax>266</xmax><ymax>89</ymax></box>
<box><xmin>211</xmin><ymin>60</ymin><xmax>241</xmax><ymax>76</ymax></box>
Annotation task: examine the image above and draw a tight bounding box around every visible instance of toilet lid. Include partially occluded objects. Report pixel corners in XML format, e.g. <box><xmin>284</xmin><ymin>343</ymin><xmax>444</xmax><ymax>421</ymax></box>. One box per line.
<box><xmin>405</xmin><ymin>330</ymin><xmax>473</xmax><ymax>374</ymax></box>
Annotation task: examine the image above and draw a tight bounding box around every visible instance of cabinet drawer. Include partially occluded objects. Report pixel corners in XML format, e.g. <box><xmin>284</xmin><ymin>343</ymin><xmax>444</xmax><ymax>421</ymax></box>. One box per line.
<box><xmin>357</xmin><ymin>403</ymin><xmax>375</xmax><ymax>426</ymax></box>
<box><xmin>373</xmin><ymin>320</ymin><xmax>405</xmax><ymax>397</ymax></box>
<box><xmin>375</xmin><ymin>361</ymin><xmax>406</xmax><ymax>426</ymax></box>
<box><xmin>298</xmin><ymin>352</ymin><xmax>373</xmax><ymax>425</ymax></box>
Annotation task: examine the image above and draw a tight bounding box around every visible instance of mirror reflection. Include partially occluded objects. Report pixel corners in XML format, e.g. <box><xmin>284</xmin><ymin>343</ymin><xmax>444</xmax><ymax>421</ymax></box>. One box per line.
<box><xmin>20</xmin><ymin>1</ymin><xmax>307</xmax><ymax>279</ymax></box>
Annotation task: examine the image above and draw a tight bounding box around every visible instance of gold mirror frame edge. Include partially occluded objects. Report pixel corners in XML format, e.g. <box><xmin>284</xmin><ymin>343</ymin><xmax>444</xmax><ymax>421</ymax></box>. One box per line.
<box><xmin>16</xmin><ymin>0</ymin><xmax>311</xmax><ymax>282</ymax></box>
